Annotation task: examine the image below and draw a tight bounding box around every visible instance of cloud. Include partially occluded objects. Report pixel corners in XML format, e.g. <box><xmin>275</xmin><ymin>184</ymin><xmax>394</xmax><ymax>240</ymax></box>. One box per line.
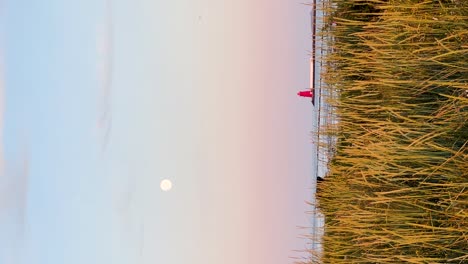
<box><xmin>0</xmin><ymin>150</ymin><xmax>30</xmax><ymax>264</ymax></box>
<box><xmin>0</xmin><ymin>44</ymin><xmax>4</xmax><ymax>173</ymax></box>
<box><xmin>0</xmin><ymin>20</ymin><xmax>29</xmax><ymax>264</ymax></box>
<box><xmin>96</xmin><ymin>0</ymin><xmax>113</xmax><ymax>152</ymax></box>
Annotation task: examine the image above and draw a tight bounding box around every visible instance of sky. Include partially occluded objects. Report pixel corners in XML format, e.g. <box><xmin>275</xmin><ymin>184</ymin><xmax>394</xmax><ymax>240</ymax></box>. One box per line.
<box><xmin>0</xmin><ymin>0</ymin><xmax>317</xmax><ymax>263</ymax></box>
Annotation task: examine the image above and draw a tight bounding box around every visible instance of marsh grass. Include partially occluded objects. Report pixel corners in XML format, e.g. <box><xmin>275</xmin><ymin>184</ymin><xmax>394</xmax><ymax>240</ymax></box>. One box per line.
<box><xmin>306</xmin><ymin>0</ymin><xmax>468</xmax><ymax>263</ymax></box>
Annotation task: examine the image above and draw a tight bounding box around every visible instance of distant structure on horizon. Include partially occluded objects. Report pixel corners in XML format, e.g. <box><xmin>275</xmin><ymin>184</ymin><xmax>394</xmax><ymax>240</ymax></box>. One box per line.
<box><xmin>297</xmin><ymin>59</ymin><xmax>315</xmax><ymax>105</ymax></box>
<box><xmin>297</xmin><ymin>90</ymin><xmax>313</xmax><ymax>98</ymax></box>
<box><xmin>305</xmin><ymin>3</ymin><xmax>317</xmax><ymax>106</ymax></box>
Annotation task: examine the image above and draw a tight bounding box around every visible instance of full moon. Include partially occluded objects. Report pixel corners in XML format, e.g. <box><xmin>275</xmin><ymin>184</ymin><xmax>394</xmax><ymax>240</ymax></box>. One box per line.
<box><xmin>160</xmin><ymin>179</ymin><xmax>172</xmax><ymax>191</ymax></box>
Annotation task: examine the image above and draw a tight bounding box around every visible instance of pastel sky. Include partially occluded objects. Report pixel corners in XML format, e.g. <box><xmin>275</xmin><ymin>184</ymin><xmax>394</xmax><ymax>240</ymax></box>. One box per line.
<box><xmin>0</xmin><ymin>0</ymin><xmax>317</xmax><ymax>263</ymax></box>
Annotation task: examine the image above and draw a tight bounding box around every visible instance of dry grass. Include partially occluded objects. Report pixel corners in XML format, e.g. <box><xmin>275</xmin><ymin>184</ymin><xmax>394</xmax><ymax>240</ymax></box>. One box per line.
<box><xmin>305</xmin><ymin>0</ymin><xmax>468</xmax><ymax>263</ymax></box>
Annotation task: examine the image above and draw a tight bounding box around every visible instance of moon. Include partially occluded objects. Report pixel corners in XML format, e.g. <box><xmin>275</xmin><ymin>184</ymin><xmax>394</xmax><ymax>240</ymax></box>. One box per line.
<box><xmin>160</xmin><ymin>179</ymin><xmax>172</xmax><ymax>192</ymax></box>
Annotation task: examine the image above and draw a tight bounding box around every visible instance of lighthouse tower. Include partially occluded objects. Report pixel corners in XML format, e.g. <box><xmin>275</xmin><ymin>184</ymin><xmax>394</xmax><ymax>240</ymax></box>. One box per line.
<box><xmin>297</xmin><ymin>57</ymin><xmax>315</xmax><ymax>104</ymax></box>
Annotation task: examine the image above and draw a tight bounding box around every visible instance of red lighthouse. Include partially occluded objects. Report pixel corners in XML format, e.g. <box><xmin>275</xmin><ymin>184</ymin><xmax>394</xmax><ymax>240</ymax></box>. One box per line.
<box><xmin>297</xmin><ymin>90</ymin><xmax>313</xmax><ymax>97</ymax></box>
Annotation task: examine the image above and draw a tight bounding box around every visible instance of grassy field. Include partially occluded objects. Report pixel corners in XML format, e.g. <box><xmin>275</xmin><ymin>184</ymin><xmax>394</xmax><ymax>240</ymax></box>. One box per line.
<box><xmin>308</xmin><ymin>0</ymin><xmax>467</xmax><ymax>263</ymax></box>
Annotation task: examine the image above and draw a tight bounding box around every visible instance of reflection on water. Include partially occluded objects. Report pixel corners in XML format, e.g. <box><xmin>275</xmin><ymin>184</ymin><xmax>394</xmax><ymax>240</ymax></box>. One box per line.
<box><xmin>308</xmin><ymin>0</ymin><xmax>337</xmax><ymax>259</ymax></box>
